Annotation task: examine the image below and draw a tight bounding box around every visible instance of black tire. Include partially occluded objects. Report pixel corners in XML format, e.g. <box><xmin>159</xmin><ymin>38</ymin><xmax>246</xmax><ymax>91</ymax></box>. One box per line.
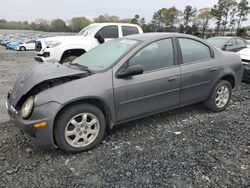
<box><xmin>61</xmin><ymin>56</ymin><xmax>78</xmax><ymax>64</ymax></box>
<box><xmin>20</xmin><ymin>46</ymin><xmax>26</xmax><ymax>51</ymax></box>
<box><xmin>204</xmin><ymin>80</ymin><xmax>232</xmax><ymax>112</ymax></box>
<box><xmin>54</xmin><ymin>103</ymin><xmax>106</xmax><ymax>153</ymax></box>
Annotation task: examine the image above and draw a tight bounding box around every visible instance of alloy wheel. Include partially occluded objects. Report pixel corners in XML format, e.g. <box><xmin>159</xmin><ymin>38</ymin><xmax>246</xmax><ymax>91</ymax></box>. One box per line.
<box><xmin>215</xmin><ymin>85</ymin><xmax>230</xmax><ymax>108</ymax></box>
<box><xmin>64</xmin><ymin>113</ymin><xmax>100</xmax><ymax>148</ymax></box>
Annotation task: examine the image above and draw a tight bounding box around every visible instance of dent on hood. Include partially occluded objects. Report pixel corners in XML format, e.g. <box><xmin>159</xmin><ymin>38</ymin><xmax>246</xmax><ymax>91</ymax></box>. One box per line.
<box><xmin>16</xmin><ymin>74</ymin><xmax>86</xmax><ymax>110</ymax></box>
<box><xmin>10</xmin><ymin>63</ymin><xmax>88</xmax><ymax>108</ymax></box>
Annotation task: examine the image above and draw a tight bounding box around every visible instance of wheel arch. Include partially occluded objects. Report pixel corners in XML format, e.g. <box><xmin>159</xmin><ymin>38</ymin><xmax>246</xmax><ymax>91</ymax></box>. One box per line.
<box><xmin>220</xmin><ymin>74</ymin><xmax>236</xmax><ymax>89</ymax></box>
<box><xmin>19</xmin><ymin>45</ymin><xmax>26</xmax><ymax>50</ymax></box>
<box><xmin>60</xmin><ymin>48</ymin><xmax>86</xmax><ymax>62</ymax></box>
<box><xmin>54</xmin><ymin>98</ymin><xmax>113</xmax><ymax>132</ymax></box>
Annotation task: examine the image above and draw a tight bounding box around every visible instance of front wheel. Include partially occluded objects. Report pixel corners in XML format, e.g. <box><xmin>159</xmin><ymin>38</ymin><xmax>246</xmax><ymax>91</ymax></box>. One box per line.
<box><xmin>204</xmin><ymin>80</ymin><xmax>232</xmax><ymax>112</ymax></box>
<box><xmin>54</xmin><ymin>103</ymin><xmax>106</xmax><ymax>153</ymax></box>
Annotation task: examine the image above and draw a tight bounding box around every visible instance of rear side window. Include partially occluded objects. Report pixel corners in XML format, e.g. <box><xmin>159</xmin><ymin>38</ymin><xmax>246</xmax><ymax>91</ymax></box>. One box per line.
<box><xmin>178</xmin><ymin>38</ymin><xmax>212</xmax><ymax>64</ymax></box>
<box><xmin>98</xmin><ymin>26</ymin><xmax>119</xmax><ymax>38</ymax></box>
<box><xmin>122</xmin><ymin>26</ymin><xmax>139</xmax><ymax>36</ymax></box>
<box><xmin>237</xmin><ymin>38</ymin><xmax>247</xmax><ymax>46</ymax></box>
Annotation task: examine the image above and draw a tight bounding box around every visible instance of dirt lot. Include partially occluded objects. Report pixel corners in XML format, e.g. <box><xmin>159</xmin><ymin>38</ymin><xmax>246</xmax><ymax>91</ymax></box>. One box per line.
<box><xmin>0</xmin><ymin>45</ymin><xmax>249</xmax><ymax>187</ymax></box>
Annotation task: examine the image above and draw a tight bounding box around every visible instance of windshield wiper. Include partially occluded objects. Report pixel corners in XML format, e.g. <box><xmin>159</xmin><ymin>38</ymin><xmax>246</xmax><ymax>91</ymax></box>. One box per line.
<box><xmin>69</xmin><ymin>62</ymin><xmax>93</xmax><ymax>75</ymax></box>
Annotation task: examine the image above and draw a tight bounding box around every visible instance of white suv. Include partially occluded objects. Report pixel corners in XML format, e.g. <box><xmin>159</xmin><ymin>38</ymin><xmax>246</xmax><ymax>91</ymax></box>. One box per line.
<box><xmin>35</xmin><ymin>23</ymin><xmax>143</xmax><ymax>63</ymax></box>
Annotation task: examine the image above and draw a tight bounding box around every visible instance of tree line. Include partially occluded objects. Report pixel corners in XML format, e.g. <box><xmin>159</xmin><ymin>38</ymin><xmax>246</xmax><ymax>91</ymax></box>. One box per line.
<box><xmin>0</xmin><ymin>0</ymin><xmax>249</xmax><ymax>37</ymax></box>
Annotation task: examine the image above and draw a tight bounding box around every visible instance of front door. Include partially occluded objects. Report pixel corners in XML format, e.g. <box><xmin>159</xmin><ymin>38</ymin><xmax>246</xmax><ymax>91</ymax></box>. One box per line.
<box><xmin>96</xmin><ymin>25</ymin><xmax>119</xmax><ymax>42</ymax></box>
<box><xmin>113</xmin><ymin>38</ymin><xmax>181</xmax><ymax>121</ymax></box>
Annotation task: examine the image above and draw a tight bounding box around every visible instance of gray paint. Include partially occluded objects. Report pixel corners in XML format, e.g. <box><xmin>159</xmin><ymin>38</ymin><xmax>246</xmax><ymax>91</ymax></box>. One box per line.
<box><xmin>7</xmin><ymin>33</ymin><xmax>243</xmax><ymax>148</ymax></box>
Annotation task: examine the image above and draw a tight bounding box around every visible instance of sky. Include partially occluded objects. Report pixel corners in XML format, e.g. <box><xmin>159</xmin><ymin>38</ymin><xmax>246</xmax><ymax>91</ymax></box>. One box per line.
<box><xmin>0</xmin><ymin>0</ymin><xmax>250</xmax><ymax>26</ymax></box>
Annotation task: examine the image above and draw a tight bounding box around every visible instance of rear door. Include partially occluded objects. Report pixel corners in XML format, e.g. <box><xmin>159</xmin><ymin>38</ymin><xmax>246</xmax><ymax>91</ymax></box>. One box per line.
<box><xmin>121</xmin><ymin>26</ymin><xmax>139</xmax><ymax>36</ymax></box>
<box><xmin>177</xmin><ymin>37</ymin><xmax>219</xmax><ymax>105</ymax></box>
<box><xmin>113</xmin><ymin>38</ymin><xmax>181</xmax><ymax>121</ymax></box>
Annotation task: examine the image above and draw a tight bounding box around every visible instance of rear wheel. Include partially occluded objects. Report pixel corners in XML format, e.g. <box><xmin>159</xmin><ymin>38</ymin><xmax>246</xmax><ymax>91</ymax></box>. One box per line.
<box><xmin>20</xmin><ymin>46</ymin><xmax>26</xmax><ymax>51</ymax></box>
<box><xmin>204</xmin><ymin>80</ymin><xmax>232</xmax><ymax>112</ymax></box>
<box><xmin>55</xmin><ymin>104</ymin><xmax>106</xmax><ymax>153</ymax></box>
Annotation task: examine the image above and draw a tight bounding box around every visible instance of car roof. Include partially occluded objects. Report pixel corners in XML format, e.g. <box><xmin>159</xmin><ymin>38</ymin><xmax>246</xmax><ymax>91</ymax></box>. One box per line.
<box><xmin>209</xmin><ymin>36</ymin><xmax>233</xmax><ymax>39</ymax></box>
<box><xmin>123</xmin><ymin>32</ymin><xmax>203</xmax><ymax>42</ymax></box>
<box><xmin>90</xmin><ymin>22</ymin><xmax>141</xmax><ymax>28</ymax></box>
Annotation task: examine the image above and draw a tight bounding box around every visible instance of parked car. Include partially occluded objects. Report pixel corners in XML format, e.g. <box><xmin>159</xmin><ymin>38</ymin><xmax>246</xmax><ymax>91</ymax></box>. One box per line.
<box><xmin>6</xmin><ymin>41</ymin><xmax>21</xmax><ymax>50</ymax></box>
<box><xmin>237</xmin><ymin>48</ymin><xmax>250</xmax><ymax>81</ymax></box>
<box><xmin>34</xmin><ymin>23</ymin><xmax>143</xmax><ymax>63</ymax></box>
<box><xmin>7</xmin><ymin>33</ymin><xmax>243</xmax><ymax>153</ymax></box>
<box><xmin>18</xmin><ymin>40</ymin><xmax>36</xmax><ymax>51</ymax></box>
<box><xmin>207</xmin><ymin>36</ymin><xmax>249</xmax><ymax>52</ymax></box>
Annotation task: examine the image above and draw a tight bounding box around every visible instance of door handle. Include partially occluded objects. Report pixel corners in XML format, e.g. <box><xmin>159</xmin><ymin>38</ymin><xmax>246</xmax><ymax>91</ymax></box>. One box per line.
<box><xmin>168</xmin><ymin>76</ymin><xmax>178</xmax><ymax>82</ymax></box>
<box><xmin>211</xmin><ymin>68</ymin><xmax>218</xmax><ymax>72</ymax></box>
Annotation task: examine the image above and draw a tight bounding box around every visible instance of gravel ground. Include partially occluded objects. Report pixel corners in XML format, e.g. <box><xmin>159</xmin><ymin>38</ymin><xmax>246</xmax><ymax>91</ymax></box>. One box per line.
<box><xmin>0</xmin><ymin>45</ymin><xmax>249</xmax><ymax>187</ymax></box>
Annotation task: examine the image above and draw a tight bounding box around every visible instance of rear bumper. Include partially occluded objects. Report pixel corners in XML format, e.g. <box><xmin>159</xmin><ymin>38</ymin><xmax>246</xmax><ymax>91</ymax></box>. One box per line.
<box><xmin>6</xmin><ymin>97</ymin><xmax>62</xmax><ymax>149</ymax></box>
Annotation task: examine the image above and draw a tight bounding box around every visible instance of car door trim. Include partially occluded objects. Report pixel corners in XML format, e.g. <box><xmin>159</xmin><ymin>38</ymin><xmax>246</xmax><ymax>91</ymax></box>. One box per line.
<box><xmin>181</xmin><ymin>80</ymin><xmax>211</xmax><ymax>90</ymax></box>
<box><xmin>119</xmin><ymin>88</ymin><xmax>180</xmax><ymax>105</ymax></box>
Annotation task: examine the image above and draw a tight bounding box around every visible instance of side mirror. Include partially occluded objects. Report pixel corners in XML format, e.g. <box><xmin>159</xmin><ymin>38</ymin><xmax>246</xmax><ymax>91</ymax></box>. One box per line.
<box><xmin>94</xmin><ymin>33</ymin><xmax>105</xmax><ymax>44</ymax></box>
<box><xmin>117</xmin><ymin>65</ymin><xmax>143</xmax><ymax>78</ymax></box>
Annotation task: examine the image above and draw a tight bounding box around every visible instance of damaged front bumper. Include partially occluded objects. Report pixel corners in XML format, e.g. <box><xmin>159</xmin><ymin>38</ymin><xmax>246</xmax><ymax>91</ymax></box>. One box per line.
<box><xmin>6</xmin><ymin>92</ymin><xmax>62</xmax><ymax>149</ymax></box>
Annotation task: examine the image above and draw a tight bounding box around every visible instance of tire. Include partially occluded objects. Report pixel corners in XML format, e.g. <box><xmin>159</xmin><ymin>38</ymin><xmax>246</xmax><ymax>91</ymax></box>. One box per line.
<box><xmin>204</xmin><ymin>80</ymin><xmax>232</xmax><ymax>112</ymax></box>
<box><xmin>54</xmin><ymin>103</ymin><xmax>106</xmax><ymax>153</ymax></box>
<box><xmin>20</xmin><ymin>46</ymin><xmax>26</xmax><ymax>51</ymax></box>
<box><xmin>61</xmin><ymin>56</ymin><xmax>78</xmax><ymax>64</ymax></box>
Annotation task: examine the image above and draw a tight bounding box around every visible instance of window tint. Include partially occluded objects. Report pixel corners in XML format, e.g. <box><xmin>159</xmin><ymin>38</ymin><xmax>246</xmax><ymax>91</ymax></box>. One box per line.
<box><xmin>98</xmin><ymin>26</ymin><xmax>118</xmax><ymax>38</ymax></box>
<box><xmin>129</xmin><ymin>39</ymin><xmax>174</xmax><ymax>72</ymax></box>
<box><xmin>122</xmin><ymin>26</ymin><xmax>139</xmax><ymax>36</ymax></box>
<box><xmin>178</xmin><ymin>38</ymin><xmax>211</xmax><ymax>64</ymax></box>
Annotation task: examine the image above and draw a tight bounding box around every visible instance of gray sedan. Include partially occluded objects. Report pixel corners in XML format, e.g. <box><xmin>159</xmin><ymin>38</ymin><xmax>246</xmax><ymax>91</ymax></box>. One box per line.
<box><xmin>6</xmin><ymin>33</ymin><xmax>243</xmax><ymax>153</ymax></box>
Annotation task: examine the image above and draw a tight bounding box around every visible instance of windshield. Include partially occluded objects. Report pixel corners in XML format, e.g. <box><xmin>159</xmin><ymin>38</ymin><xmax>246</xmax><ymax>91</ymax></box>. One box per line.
<box><xmin>72</xmin><ymin>39</ymin><xmax>139</xmax><ymax>71</ymax></box>
<box><xmin>77</xmin><ymin>25</ymin><xmax>98</xmax><ymax>36</ymax></box>
<box><xmin>207</xmin><ymin>38</ymin><xmax>229</xmax><ymax>47</ymax></box>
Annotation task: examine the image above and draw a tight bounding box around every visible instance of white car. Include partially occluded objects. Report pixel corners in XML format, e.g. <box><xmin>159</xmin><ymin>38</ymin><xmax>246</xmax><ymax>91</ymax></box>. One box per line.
<box><xmin>19</xmin><ymin>40</ymin><xmax>36</xmax><ymax>51</ymax></box>
<box><xmin>35</xmin><ymin>23</ymin><xmax>143</xmax><ymax>63</ymax></box>
<box><xmin>237</xmin><ymin>48</ymin><xmax>250</xmax><ymax>81</ymax></box>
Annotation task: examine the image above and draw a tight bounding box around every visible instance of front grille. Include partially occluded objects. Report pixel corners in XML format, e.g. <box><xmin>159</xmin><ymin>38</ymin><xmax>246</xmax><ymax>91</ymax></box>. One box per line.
<box><xmin>35</xmin><ymin>41</ymin><xmax>42</xmax><ymax>52</ymax></box>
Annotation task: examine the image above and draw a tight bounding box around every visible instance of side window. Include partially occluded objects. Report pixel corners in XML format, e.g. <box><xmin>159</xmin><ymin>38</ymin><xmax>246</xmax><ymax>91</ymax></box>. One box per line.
<box><xmin>129</xmin><ymin>39</ymin><xmax>174</xmax><ymax>72</ymax></box>
<box><xmin>178</xmin><ymin>38</ymin><xmax>212</xmax><ymax>64</ymax></box>
<box><xmin>237</xmin><ymin>38</ymin><xmax>247</xmax><ymax>47</ymax></box>
<box><xmin>227</xmin><ymin>38</ymin><xmax>237</xmax><ymax>46</ymax></box>
<box><xmin>98</xmin><ymin>26</ymin><xmax>118</xmax><ymax>38</ymax></box>
<box><xmin>27</xmin><ymin>40</ymin><xmax>35</xmax><ymax>43</ymax></box>
<box><xmin>122</xmin><ymin>26</ymin><xmax>139</xmax><ymax>36</ymax></box>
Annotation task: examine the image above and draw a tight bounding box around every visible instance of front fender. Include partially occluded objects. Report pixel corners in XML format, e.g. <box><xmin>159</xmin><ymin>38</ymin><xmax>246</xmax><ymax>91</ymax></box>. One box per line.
<box><xmin>34</xmin><ymin>70</ymin><xmax>116</xmax><ymax>122</ymax></box>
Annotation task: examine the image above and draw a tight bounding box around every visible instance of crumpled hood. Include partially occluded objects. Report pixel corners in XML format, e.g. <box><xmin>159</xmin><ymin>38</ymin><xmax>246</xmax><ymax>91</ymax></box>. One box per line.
<box><xmin>10</xmin><ymin>62</ymin><xmax>87</xmax><ymax>106</ymax></box>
